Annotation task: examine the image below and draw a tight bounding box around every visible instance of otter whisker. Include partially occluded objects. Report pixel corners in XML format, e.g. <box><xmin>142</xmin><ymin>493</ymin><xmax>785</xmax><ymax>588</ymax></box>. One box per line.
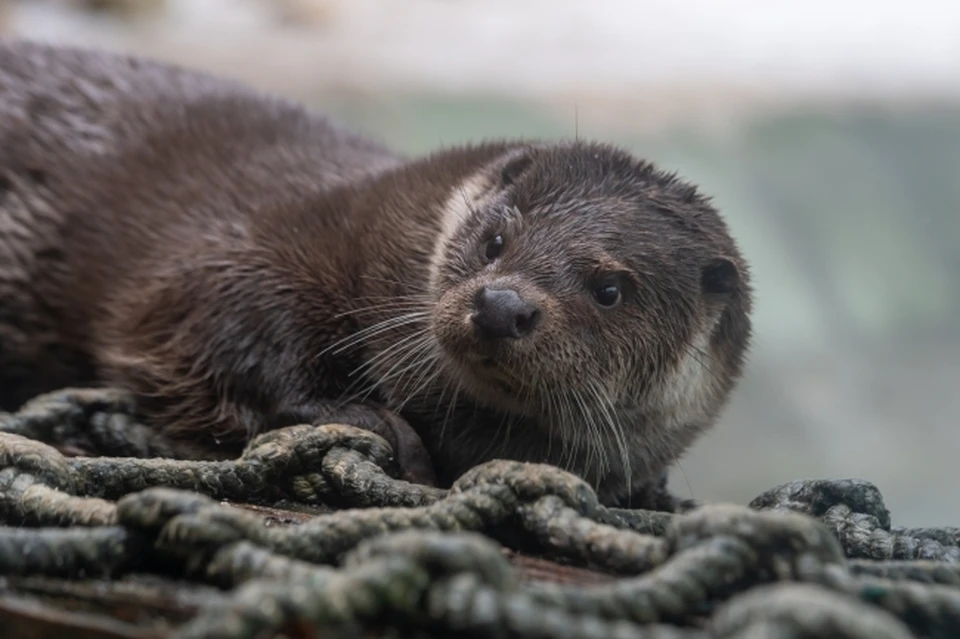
<box><xmin>317</xmin><ymin>311</ymin><xmax>430</xmax><ymax>358</ymax></box>
<box><xmin>395</xmin><ymin>362</ymin><xmax>445</xmax><ymax>415</ymax></box>
<box><xmin>579</xmin><ymin>387</ymin><xmax>611</xmax><ymax>482</ymax></box>
<box><xmin>334</xmin><ymin>312</ymin><xmax>430</xmax><ymax>350</ymax></box>
<box><xmin>552</xmin><ymin>388</ymin><xmax>572</xmax><ymax>471</ymax></box>
<box><xmin>504</xmin><ymin>372</ymin><xmax>532</xmax><ymax>459</ymax></box>
<box><xmin>572</xmin><ymin>390</ymin><xmax>595</xmax><ymax>479</ymax></box>
<box><xmin>542</xmin><ymin>384</ymin><xmax>559</xmax><ymax>462</ymax></box>
<box><xmin>338</xmin><ymin>330</ymin><xmax>433</xmax><ymax>401</ymax></box>
<box><xmin>569</xmin><ymin>389</ymin><xmax>596</xmax><ymax>475</ymax></box>
<box><xmin>477</xmin><ymin>407</ymin><xmax>513</xmax><ymax>462</ymax></box>
<box><xmin>569</xmin><ymin>391</ymin><xmax>588</xmax><ymax>474</ymax></box>
<box><xmin>343</xmin><ymin>292</ymin><xmax>434</xmax><ymax>307</ymax></box>
<box><xmin>350</xmin><ymin>329</ymin><xmax>433</xmax><ymax>382</ymax></box>
<box><xmin>331</xmin><ymin>299</ymin><xmax>432</xmax><ymax>320</ymax></box>
<box><xmin>689</xmin><ymin>343</ymin><xmax>727</xmax><ymax>387</ymax></box>
<box><xmin>358</xmin><ymin>274</ymin><xmax>425</xmax><ymax>288</ymax></box>
<box><xmin>498</xmin><ymin>413</ymin><xmax>518</xmax><ymax>460</ymax></box>
<box><xmin>370</xmin><ymin>333</ymin><xmax>436</xmax><ymax>381</ymax></box>
<box><xmin>389</xmin><ymin>346</ymin><xmax>443</xmax><ymax>411</ymax></box>
<box><xmin>339</xmin><ymin>332</ymin><xmax>435</xmax><ymax>404</ymax></box>
<box><xmin>587</xmin><ymin>378</ymin><xmax>632</xmax><ymax>497</ymax></box>
<box><xmin>367</xmin><ymin>342</ymin><xmax>439</xmax><ymax>403</ymax></box>
<box><xmin>351</xmin><ymin>291</ymin><xmax>433</xmax><ymax>301</ymax></box>
<box><xmin>437</xmin><ymin>381</ymin><xmax>462</xmax><ymax>448</ymax></box>
<box><xmin>556</xmin><ymin>388</ymin><xmax>580</xmax><ymax>473</ymax></box>
<box><xmin>433</xmin><ymin>373</ymin><xmax>455</xmax><ymax>418</ymax></box>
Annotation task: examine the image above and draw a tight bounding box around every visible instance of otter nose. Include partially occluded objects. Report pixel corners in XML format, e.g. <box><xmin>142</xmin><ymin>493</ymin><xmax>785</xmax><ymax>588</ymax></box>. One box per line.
<box><xmin>471</xmin><ymin>287</ymin><xmax>540</xmax><ymax>339</ymax></box>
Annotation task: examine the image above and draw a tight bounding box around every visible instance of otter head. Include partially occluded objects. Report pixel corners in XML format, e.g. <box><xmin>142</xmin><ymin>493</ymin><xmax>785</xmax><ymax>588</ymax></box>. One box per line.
<box><xmin>426</xmin><ymin>141</ymin><xmax>753</xmax><ymax>496</ymax></box>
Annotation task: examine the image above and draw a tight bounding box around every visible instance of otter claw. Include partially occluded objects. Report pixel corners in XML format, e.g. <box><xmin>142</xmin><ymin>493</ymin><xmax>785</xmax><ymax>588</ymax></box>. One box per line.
<box><xmin>361</xmin><ymin>409</ymin><xmax>438</xmax><ymax>486</ymax></box>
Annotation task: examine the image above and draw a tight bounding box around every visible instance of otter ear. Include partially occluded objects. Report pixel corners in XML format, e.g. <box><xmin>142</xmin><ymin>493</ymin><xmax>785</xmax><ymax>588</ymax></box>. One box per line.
<box><xmin>499</xmin><ymin>150</ymin><xmax>533</xmax><ymax>187</ymax></box>
<box><xmin>700</xmin><ymin>257</ymin><xmax>740</xmax><ymax>296</ymax></box>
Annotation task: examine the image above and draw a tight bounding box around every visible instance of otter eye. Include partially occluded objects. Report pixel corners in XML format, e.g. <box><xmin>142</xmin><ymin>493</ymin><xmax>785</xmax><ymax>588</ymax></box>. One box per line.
<box><xmin>484</xmin><ymin>234</ymin><xmax>504</xmax><ymax>261</ymax></box>
<box><xmin>593</xmin><ymin>283</ymin><xmax>621</xmax><ymax>308</ymax></box>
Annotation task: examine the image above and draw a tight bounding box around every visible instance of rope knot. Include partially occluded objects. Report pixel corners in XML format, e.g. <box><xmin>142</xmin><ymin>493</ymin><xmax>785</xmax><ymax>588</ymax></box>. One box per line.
<box><xmin>669</xmin><ymin>503</ymin><xmax>846</xmax><ymax>580</ymax></box>
<box><xmin>0</xmin><ymin>432</ymin><xmax>79</xmax><ymax>492</ymax></box>
<box><xmin>452</xmin><ymin>460</ymin><xmax>600</xmax><ymax>517</ymax></box>
<box><xmin>242</xmin><ymin>423</ymin><xmax>396</xmax><ymax>476</ymax></box>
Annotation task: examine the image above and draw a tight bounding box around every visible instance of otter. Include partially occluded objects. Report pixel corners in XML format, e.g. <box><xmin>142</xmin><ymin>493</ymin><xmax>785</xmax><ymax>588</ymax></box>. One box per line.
<box><xmin>0</xmin><ymin>39</ymin><xmax>752</xmax><ymax>506</ymax></box>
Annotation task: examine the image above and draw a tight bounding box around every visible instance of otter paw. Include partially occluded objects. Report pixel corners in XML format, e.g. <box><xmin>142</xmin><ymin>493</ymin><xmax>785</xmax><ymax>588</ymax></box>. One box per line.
<box><xmin>274</xmin><ymin>402</ymin><xmax>437</xmax><ymax>486</ymax></box>
<box><xmin>359</xmin><ymin>407</ymin><xmax>438</xmax><ymax>487</ymax></box>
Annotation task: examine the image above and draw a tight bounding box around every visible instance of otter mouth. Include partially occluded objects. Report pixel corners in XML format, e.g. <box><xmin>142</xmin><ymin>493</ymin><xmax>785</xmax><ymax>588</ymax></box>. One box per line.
<box><xmin>440</xmin><ymin>346</ymin><xmax>533</xmax><ymax>410</ymax></box>
<box><xmin>457</xmin><ymin>349</ymin><xmax>521</xmax><ymax>386</ymax></box>
<box><xmin>475</xmin><ymin>356</ymin><xmax>520</xmax><ymax>392</ymax></box>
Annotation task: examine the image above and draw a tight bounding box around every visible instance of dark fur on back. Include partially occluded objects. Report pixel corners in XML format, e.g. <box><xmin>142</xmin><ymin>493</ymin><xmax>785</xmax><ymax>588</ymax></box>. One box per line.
<box><xmin>0</xmin><ymin>39</ymin><xmax>752</xmax><ymax>505</ymax></box>
<box><xmin>0</xmin><ymin>39</ymin><xmax>401</xmax><ymax>431</ymax></box>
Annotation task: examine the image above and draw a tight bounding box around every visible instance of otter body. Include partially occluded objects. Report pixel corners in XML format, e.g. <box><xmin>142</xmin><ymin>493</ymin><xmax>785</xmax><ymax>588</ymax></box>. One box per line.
<box><xmin>0</xmin><ymin>40</ymin><xmax>752</xmax><ymax>506</ymax></box>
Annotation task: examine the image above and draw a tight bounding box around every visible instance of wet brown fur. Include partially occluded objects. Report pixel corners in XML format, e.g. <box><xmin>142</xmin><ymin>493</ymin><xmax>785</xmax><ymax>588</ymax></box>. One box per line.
<box><xmin>0</xmin><ymin>40</ymin><xmax>752</xmax><ymax>506</ymax></box>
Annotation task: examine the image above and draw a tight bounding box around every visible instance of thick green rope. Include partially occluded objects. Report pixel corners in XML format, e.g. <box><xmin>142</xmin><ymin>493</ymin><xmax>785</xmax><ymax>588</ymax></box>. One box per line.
<box><xmin>1</xmin><ymin>387</ymin><xmax>958</xmax><ymax>638</ymax></box>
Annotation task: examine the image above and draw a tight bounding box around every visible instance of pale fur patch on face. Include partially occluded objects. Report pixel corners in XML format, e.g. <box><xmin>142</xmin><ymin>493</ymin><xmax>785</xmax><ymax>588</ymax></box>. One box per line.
<box><xmin>651</xmin><ymin>326</ymin><xmax>720</xmax><ymax>433</ymax></box>
<box><xmin>427</xmin><ymin>170</ymin><xmax>496</xmax><ymax>291</ymax></box>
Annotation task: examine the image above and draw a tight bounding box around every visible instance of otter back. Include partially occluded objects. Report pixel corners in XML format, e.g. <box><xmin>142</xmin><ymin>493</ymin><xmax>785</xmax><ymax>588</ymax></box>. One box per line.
<box><xmin>0</xmin><ymin>39</ymin><xmax>400</xmax><ymax>409</ymax></box>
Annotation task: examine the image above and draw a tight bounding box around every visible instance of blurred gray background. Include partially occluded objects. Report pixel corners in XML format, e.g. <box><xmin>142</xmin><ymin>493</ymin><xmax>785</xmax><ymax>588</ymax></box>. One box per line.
<box><xmin>4</xmin><ymin>0</ymin><xmax>958</xmax><ymax>525</ymax></box>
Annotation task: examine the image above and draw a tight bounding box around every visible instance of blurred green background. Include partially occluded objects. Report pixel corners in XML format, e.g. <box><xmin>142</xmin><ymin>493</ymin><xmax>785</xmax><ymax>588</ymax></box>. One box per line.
<box><xmin>5</xmin><ymin>0</ymin><xmax>958</xmax><ymax>524</ymax></box>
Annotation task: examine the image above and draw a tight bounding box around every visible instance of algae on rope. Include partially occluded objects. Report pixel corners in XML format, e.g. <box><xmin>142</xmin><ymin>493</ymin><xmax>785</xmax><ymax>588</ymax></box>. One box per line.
<box><xmin>0</xmin><ymin>387</ymin><xmax>958</xmax><ymax>638</ymax></box>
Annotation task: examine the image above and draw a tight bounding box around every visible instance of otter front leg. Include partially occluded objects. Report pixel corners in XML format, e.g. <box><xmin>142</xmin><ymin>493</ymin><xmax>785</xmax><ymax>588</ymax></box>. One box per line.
<box><xmin>97</xmin><ymin>256</ymin><xmax>438</xmax><ymax>485</ymax></box>
<box><xmin>101</xmin><ymin>326</ymin><xmax>438</xmax><ymax>485</ymax></box>
<box><xmin>272</xmin><ymin>401</ymin><xmax>438</xmax><ymax>486</ymax></box>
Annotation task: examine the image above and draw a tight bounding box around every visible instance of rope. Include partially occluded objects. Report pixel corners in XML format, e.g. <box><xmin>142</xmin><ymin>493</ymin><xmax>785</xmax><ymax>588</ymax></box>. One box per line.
<box><xmin>1</xmin><ymin>387</ymin><xmax>957</xmax><ymax>638</ymax></box>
